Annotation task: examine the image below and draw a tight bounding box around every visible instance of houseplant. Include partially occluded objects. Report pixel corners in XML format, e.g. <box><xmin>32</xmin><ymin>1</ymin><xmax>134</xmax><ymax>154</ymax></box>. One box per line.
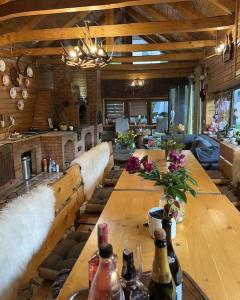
<box><xmin>161</xmin><ymin>136</ymin><xmax>184</xmax><ymax>159</ymax></box>
<box><xmin>115</xmin><ymin>130</ymin><xmax>137</xmax><ymax>154</ymax></box>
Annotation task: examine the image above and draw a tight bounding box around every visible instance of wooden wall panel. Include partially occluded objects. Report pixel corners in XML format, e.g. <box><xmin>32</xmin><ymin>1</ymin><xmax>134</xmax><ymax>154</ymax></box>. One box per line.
<box><xmin>0</xmin><ymin>58</ymin><xmax>52</xmax><ymax>140</ymax></box>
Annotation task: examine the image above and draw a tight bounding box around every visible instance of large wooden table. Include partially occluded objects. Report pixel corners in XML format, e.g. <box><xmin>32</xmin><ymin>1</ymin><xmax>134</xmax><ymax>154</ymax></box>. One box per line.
<box><xmin>115</xmin><ymin>149</ymin><xmax>220</xmax><ymax>194</ymax></box>
<box><xmin>57</xmin><ymin>191</ymin><xmax>240</xmax><ymax>300</ymax></box>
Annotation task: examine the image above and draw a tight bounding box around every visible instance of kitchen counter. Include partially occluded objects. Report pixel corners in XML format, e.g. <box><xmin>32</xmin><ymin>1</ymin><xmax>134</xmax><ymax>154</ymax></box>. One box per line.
<box><xmin>0</xmin><ymin>131</ymin><xmax>77</xmax><ymax>145</ymax></box>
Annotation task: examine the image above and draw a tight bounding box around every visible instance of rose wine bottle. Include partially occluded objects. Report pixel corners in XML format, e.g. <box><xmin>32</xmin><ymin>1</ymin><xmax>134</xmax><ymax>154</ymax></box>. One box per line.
<box><xmin>88</xmin><ymin>223</ymin><xmax>117</xmax><ymax>285</ymax></box>
<box><xmin>88</xmin><ymin>243</ymin><xmax>125</xmax><ymax>300</ymax></box>
<box><xmin>121</xmin><ymin>248</ymin><xmax>149</xmax><ymax>300</ymax></box>
<box><xmin>162</xmin><ymin>218</ymin><xmax>183</xmax><ymax>300</ymax></box>
<box><xmin>148</xmin><ymin>228</ymin><xmax>176</xmax><ymax>300</ymax></box>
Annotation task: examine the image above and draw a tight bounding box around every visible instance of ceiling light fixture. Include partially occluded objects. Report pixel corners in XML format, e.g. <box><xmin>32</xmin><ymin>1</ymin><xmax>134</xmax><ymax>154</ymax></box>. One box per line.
<box><xmin>61</xmin><ymin>21</ymin><xmax>112</xmax><ymax>68</ymax></box>
<box><xmin>215</xmin><ymin>42</ymin><xmax>225</xmax><ymax>55</ymax></box>
<box><xmin>131</xmin><ymin>78</ymin><xmax>145</xmax><ymax>87</ymax></box>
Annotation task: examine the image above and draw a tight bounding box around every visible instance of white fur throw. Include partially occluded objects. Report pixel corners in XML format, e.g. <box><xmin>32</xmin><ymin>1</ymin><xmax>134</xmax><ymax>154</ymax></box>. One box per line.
<box><xmin>0</xmin><ymin>185</ymin><xmax>55</xmax><ymax>298</ymax></box>
<box><xmin>233</xmin><ymin>148</ymin><xmax>240</xmax><ymax>187</ymax></box>
<box><xmin>71</xmin><ymin>142</ymin><xmax>110</xmax><ymax>201</ymax></box>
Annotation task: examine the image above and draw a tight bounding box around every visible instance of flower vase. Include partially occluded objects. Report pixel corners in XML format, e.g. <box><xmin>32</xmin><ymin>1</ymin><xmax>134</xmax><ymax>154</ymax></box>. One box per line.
<box><xmin>176</xmin><ymin>201</ymin><xmax>185</xmax><ymax>223</ymax></box>
<box><xmin>128</xmin><ymin>142</ymin><xmax>136</xmax><ymax>156</ymax></box>
<box><xmin>148</xmin><ymin>207</ymin><xmax>176</xmax><ymax>239</ymax></box>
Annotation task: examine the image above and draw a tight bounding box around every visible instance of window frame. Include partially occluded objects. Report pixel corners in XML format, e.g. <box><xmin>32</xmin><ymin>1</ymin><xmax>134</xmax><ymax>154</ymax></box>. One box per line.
<box><xmin>103</xmin><ymin>97</ymin><xmax>169</xmax><ymax>125</ymax></box>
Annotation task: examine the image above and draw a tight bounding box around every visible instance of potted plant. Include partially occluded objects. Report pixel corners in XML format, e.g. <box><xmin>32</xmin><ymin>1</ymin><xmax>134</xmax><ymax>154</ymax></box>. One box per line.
<box><xmin>115</xmin><ymin>130</ymin><xmax>137</xmax><ymax>154</ymax></box>
<box><xmin>161</xmin><ymin>136</ymin><xmax>184</xmax><ymax>159</ymax></box>
<box><xmin>236</xmin><ymin>130</ymin><xmax>240</xmax><ymax>145</ymax></box>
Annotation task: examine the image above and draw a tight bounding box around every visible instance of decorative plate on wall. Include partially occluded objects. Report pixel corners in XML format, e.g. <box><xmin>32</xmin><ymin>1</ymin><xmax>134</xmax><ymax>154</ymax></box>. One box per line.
<box><xmin>25</xmin><ymin>78</ymin><xmax>31</xmax><ymax>87</ymax></box>
<box><xmin>0</xmin><ymin>60</ymin><xmax>6</xmax><ymax>72</ymax></box>
<box><xmin>17</xmin><ymin>99</ymin><xmax>24</xmax><ymax>111</ymax></box>
<box><xmin>26</xmin><ymin>66</ymin><xmax>33</xmax><ymax>78</ymax></box>
<box><xmin>22</xmin><ymin>89</ymin><xmax>28</xmax><ymax>99</ymax></box>
<box><xmin>10</xmin><ymin>87</ymin><xmax>17</xmax><ymax>99</ymax></box>
<box><xmin>2</xmin><ymin>74</ymin><xmax>10</xmax><ymax>86</ymax></box>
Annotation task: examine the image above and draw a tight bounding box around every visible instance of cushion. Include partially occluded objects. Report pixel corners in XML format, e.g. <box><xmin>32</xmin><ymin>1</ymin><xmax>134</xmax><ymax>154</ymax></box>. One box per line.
<box><xmin>39</xmin><ymin>231</ymin><xmax>90</xmax><ymax>281</ymax></box>
<box><xmin>90</xmin><ymin>187</ymin><xmax>113</xmax><ymax>204</ymax></box>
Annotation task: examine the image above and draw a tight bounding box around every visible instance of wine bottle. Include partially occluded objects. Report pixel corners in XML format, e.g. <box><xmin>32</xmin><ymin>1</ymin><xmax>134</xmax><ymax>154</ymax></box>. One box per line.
<box><xmin>162</xmin><ymin>218</ymin><xmax>183</xmax><ymax>300</ymax></box>
<box><xmin>148</xmin><ymin>228</ymin><xmax>176</xmax><ymax>300</ymax></box>
<box><xmin>88</xmin><ymin>243</ymin><xmax>125</xmax><ymax>300</ymax></box>
<box><xmin>88</xmin><ymin>223</ymin><xmax>117</xmax><ymax>285</ymax></box>
<box><xmin>121</xmin><ymin>248</ymin><xmax>149</xmax><ymax>300</ymax></box>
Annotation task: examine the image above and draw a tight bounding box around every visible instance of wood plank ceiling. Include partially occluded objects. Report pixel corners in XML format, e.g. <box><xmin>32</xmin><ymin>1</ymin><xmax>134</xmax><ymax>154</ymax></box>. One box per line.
<box><xmin>0</xmin><ymin>0</ymin><xmax>236</xmax><ymax>79</ymax></box>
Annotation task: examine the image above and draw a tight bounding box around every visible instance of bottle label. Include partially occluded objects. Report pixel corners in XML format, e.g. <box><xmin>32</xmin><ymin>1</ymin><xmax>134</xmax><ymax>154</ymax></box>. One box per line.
<box><xmin>176</xmin><ymin>283</ymin><xmax>183</xmax><ymax>300</ymax></box>
<box><xmin>168</xmin><ymin>255</ymin><xmax>175</xmax><ymax>264</ymax></box>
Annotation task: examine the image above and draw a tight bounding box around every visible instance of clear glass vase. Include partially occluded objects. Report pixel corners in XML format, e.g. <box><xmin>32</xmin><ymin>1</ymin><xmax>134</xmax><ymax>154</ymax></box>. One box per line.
<box><xmin>176</xmin><ymin>201</ymin><xmax>185</xmax><ymax>223</ymax></box>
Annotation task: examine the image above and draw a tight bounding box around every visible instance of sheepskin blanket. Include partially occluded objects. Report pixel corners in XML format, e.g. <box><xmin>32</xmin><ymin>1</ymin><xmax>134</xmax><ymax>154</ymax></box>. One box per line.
<box><xmin>71</xmin><ymin>142</ymin><xmax>110</xmax><ymax>201</ymax></box>
<box><xmin>0</xmin><ymin>185</ymin><xmax>55</xmax><ymax>299</ymax></box>
<box><xmin>233</xmin><ymin>148</ymin><xmax>240</xmax><ymax>187</ymax></box>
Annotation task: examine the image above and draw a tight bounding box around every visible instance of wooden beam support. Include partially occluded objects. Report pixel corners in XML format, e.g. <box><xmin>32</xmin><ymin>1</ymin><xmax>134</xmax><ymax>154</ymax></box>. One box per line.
<box><xmin>16</xmin><ymin>15</ymin><xmax>46</xmax><ymax>31</ymax></box>
<box><xmin>207</xmin><ymin>0</ymin><xmax>235</xmax><ymax>14</ymax></box>
<box><xmin>7</xmin><ymin>40</ymin><xmax>215</xmax><ymax>57</ymax></box>
<box><xmin>112</xmin><ymin>52</ymin><xmax>204</xmax><ymax>62</ymax></box>
<box><xmin>103</xmin><ymin>61</ymin><xmax>196</xmax><ymax>70</ymax></box>
<box><xmin>0</xmin><ymin>0</ymin><xmax>193</xmax><ymax>22</ymax></box>
<box><xmin>0</xmin><ymin>15</ymin><xmax>234</xmax><ymax>46</ymax></box>
<box><xmin>101</xmin><ymin>69</ymin><xmax>193</xmax><ymax>80</ymax></box>
<box><xmin>105</xmin><ymin>9</ymin><xmax>114</xmax><ymax>45</ymax></box>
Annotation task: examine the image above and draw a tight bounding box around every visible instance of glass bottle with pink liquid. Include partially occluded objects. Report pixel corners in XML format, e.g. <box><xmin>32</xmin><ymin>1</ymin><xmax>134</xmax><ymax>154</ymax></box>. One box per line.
<box><xmin>88</xmin><ymin>243</ymin><xmax>125</xmax><ymax>300</ymax></box>
<box><xmin>88</xmin><ymin>223</ymin><xmax>117</xmax><ymax>286</ymax></box>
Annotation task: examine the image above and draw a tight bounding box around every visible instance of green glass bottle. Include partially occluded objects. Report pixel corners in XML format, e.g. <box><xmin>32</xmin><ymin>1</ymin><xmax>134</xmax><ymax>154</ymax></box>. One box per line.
<box><xmin>148</xmin><ymin>228</ymin><xmax>176</xmax><ymax>300</ymax></box>
<box><xmin>162</xmin><ymin>218</ymin><xmax>183</xmax><ymax>300</ymax></box>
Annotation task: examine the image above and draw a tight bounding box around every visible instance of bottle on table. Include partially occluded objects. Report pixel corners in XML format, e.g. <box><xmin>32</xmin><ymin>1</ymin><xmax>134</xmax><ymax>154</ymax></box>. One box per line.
<box><xmin>148</xmin><ymin>228</ymin><xmax>176</xmax><ymax>300</ymax></box>
<box><xmin>88</xmin><ymin>223</ymin><xmax>117</xmax><ymax>286</ymax></box>
<box><xmin>48</xmin><ymin>158</ymin><xmax>52</xmax><ymax>173</ymax></box>
<box><xmin>121</xmin><ymin>248</ymin><xmax>149</xmax><ymax>300</ymax></box>
<box><xmin>162</xmin><ymin>218</ymin><xmax>183</xmax><ymax>300</ymax></box>
<box><xmin>88</xmin><ymin>243</ymin><xmax>125</xmax><ymax>300</ymax></box>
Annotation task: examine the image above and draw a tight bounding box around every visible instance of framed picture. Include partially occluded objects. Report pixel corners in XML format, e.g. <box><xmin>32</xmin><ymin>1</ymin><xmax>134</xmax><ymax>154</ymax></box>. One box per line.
<box><xmin>48</xmin><ymin>118</ymin><xmax>53</xmax><ymax>129</ymax></box>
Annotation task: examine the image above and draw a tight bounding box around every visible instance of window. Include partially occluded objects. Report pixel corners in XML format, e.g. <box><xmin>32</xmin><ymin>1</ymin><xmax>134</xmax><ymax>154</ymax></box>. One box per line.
<box><xmin>151</xmin><ymin>101</ymin><xmax>168</xmax><ymax>124</ymax></box>
<box><xmin>232</xmin><ymin>88</ymin><xmax>240</xmax><ymax>129</ymax></box>
<box><xmin>105</xmin><ymin>100</ymin><xmax>124</xmax><ymax>123</ymax></box>
<box><xmin>132</xmin><ymin>36</ymin><xmax>168</xmax><ymax>64</ymax></box>
<box><xmin>129</xmin><ymin>100</ymin><xmax>148</xmax><ymax>124</ymax></box>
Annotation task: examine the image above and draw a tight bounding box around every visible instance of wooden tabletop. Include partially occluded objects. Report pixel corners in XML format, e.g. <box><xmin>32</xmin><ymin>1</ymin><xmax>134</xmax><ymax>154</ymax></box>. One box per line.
<box><xmin>57</xmin><ymin>191</ymin><xmax>240</xmax><ymax>300</ymax></box>
<box><xmin>114</xmin><ymin>149</ymin><xmax>220</xmax><ymax>194</ymax></box>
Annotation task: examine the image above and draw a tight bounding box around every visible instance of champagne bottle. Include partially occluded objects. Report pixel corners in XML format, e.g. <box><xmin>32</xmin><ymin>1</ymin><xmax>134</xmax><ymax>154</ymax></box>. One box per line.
<box><xmin>162</xmin><ymin>218</ymin><xmax>183</xmax><ymax>300</ymax></box>
<box><xmin>88</xmin><ymin>223</ymin><xmax>117</xmax><ymax>285</ymax></box>
<box><xmin>121</xmin><ymin>248</ymin><xmax>149</xmax><ymax>300</ymax></box>
<box><xmin>88</xmin><ymin>243</ymin><xmax>125</xmax><ymax>300</ymax></box>
<box><xmin>148</xmin><ymin>228</ymin><xmax>176</xmax><ymax>300</ymax></box>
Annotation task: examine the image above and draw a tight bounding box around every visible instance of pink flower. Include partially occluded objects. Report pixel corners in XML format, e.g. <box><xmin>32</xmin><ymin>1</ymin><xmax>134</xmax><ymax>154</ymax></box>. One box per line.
<box><xmin>126</xmin><ymin>156</ymin><xmax>141</xmax><ymax>173</ymax></box>
<box><xmin>143</xmin><ymin>161</ymin><xmax>154</xmax><ymax>173</ymax></box>
<box><xmin>148</xmin><ymin>140</ymin><xmax>154</xmax><ymax>147</ymax></box>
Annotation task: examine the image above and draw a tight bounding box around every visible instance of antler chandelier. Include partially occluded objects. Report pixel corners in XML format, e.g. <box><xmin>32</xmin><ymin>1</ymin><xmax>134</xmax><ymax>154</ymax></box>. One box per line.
<box><xmin>61</xmin><ymin>21</ymin><xmax>112</xmax><ymax>68</ymax></box>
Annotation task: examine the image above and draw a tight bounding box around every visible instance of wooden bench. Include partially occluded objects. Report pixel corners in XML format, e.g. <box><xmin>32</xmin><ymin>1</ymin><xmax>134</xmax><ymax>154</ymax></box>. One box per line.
<box><xmin>19</xmin><ymin>164</ymin><xmax>84</xmax><ymax>291</ymax></box>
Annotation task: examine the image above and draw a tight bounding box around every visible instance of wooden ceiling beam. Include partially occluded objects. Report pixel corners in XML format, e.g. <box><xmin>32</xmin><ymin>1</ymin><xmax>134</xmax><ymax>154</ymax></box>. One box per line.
<box><xmin>0</xmin><ymin>0</ymin><xmax>193</xmax><ymax>22</ymax></box>
<box><xmin>126</xmin><ymin>7</ymin><xmax>171</xmax><ymax>43</ymax></box>
<box><xmin>7</xmin><ymin>40</ymin><xmax>215</xmax><ymax>57</ymax></box>
<box><xmin>104</xmin><ymin>63</ymin><xmax>196</xmax><ymax>71</ymax></box>
<box><xmin>207</xmin><ymin>0</ymin><xmax>235</xmax><ymax>15</ymax></box>
<box><xmin>0</xmin><ymin>15</ymin><xmax>232</xmax><ymax>46</ymax></box>
<box><xmin>101</xmin><ymin>71</ymin><xmax>192</xmax><ymax>80</ymax></box>
<box><xmin>16</xmin><ymin>15</ymin><xmax>46</xmax><ymax>31</ymax></box>
<box><xmin>140</xmin><ymin>5</ymin><xmax>194</xmax><ymax>41</ymax></box>
<box><xmin>39</xmin><ymin>11</ymin><xmax>90</xmax><ymax>48</ymax></box>
<box><xmin>112</xmin><ymin>52</ymin><xmax>204</xmax><ymax>62</ymax></box>
<box><xmin>105</xmin><ymin>9</ymin><xmax>115</xmax><ymax>45</ymax></box>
